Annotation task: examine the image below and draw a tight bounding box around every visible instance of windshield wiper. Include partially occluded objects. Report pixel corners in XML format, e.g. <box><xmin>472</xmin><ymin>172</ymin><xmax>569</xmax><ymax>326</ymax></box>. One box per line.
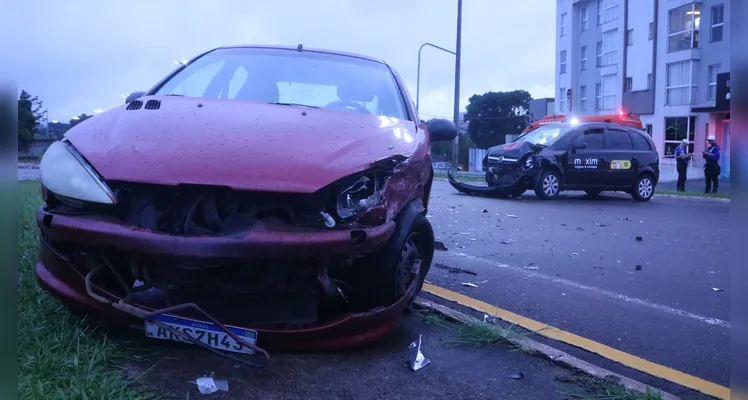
<box><xmin>269</xmin><ymin>102</ymin><xmax>320</xmax><ymax>109</ymax></box>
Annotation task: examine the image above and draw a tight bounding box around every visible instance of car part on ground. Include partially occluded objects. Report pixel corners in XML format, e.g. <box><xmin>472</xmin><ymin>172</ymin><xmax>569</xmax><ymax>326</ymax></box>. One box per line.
<box><xmin>34</xmin><ymin>45</ymin><xmax>459</xmax><ymax>365</ymax></box>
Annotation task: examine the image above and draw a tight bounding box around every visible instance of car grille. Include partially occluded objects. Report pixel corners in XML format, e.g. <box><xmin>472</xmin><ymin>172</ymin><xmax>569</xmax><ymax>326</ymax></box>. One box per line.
<box><xmin>487</xmin><ymin>162</ymin><xmax>523</xmax><ymax>186</ymax></box>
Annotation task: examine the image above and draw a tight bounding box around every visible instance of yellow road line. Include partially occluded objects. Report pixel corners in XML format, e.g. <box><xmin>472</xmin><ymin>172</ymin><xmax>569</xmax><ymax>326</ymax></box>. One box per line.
<box><xmin>422</xmin><ymin>283</ymin><xmax>730</xmax><ymax>400</ymax></box>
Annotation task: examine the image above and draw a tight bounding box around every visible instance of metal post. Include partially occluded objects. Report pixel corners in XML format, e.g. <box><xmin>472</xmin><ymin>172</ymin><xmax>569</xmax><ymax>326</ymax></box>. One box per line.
<box><xmin>416</xmin><ymin>43</ymin><xmax>456</xmax><ymax>114</ymax></box>
<box><xmin>452</xmin><ymin>0</ymin><xmax>463</xmax><ymax>167</ymax></box>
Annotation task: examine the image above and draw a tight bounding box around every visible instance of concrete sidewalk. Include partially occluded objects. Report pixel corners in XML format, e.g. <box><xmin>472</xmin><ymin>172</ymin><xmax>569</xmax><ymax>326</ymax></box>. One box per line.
<box><xmin>121</xmin><ymin>312</ymin><xmax>640</xmax><ymax>400</ymax></box>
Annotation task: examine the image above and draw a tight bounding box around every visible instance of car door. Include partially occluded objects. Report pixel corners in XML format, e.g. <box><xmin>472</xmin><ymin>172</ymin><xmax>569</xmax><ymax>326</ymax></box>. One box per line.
<box><xmin>565</xmin><ymin>127</ymin><xmax>606</xmax><ymax>188</ymax></box>
<box><xmin>603</xmin><ymin>127</ymin><xmax>636</xmax><ymax>187</ymax></box>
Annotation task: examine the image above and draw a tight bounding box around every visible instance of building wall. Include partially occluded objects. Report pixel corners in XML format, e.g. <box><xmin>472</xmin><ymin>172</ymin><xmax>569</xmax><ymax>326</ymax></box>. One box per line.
<box><xmin>556</xmin><ymin>0</ymin><xmax>731</xmax><ymax>166</ymax></box>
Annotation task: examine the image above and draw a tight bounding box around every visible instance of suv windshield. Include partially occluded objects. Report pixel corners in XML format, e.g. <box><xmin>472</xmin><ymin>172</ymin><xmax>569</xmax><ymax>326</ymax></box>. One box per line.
<box><xmin>514</xmin><ymin>124</ymin><xmax>572</xmax><ymax>146</ymax></box>
<box><xmin>155</xmin><ymin>47</ymin><xmax>409</xmax><ymax>120</ymax></box>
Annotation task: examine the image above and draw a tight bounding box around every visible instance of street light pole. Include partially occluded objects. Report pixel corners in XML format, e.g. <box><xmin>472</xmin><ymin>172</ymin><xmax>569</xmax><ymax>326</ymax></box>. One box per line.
<box><xmin>452</xmin><ymin>0</ymin><xmax>463</xmax><ymax>167</ymax></box>
<box><xmin>416</xmin><ymin>43</ymin><xmax>456</xmax><ymax>114</ymax></box>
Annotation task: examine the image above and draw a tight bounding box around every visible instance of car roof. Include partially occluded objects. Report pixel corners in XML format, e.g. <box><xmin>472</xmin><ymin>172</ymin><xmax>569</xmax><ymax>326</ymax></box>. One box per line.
<box><xmin>216</xmin><ymin>45</ymin><xmax>386</xmax><ymax>64</ymax></box>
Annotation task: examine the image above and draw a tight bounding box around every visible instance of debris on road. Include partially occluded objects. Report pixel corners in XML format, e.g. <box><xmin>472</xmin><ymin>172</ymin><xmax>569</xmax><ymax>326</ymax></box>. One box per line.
<box><xmin>462</xmin><ymin>282</ymin><xmax>479</xmax><ymax>288</ymax></box>
<box><xmin>595</xmin><ymin>223</ymin><xmax>609</xmax><ymax>227</ymax></box>
<box><xmin>509</xmin><ymin>373</ymin><xmax>525</xmax><ymax>380</ymax></box>
<box><xmin>482</xmin><ymin>209</ymin><xmax>488</xmax><ymax>213</ymax></box>
<box><xmin>524</xmin><ymin>266</ymin><xmax>539</xmax><ymax>270</ymax></box>
<box><xmin>190</xmin><ymin>374</ymin><xmax>229</xmax><ymax>395</ymax></box>
<box><xmin>618</xmin><ymin>217</ymin><xmax>631</xmax><ymax>221</ymax></box>
<box><xmin>407</xmin><ymin>335</ymin><xmax>431</xmax><ymax>371</ymax></box>
<box><xmin>635</xmin><ymin>265</ymin><xmax>643</xmax><ymax>271</ymax></box>
<box><xmin>434</xmin><ymin>262</ymin><xmax>477</xmax><ymax>276</ymax></box>
<box><xmin>434</xmin><ymin>241</ymin><xmax>449</xmax><ymax>251</ymax></box>
<box><xmin>712</xmin><ymin>288</ymin><xmax>724</xmax><ymax>292</ymax></box>
<box><xmin>501</xmin><ymin>240</ymin><xmax>513</xmax><ymax>244</ymax></box>
<box><xmin>570</xmin><ymin>252</ymin><xmax>579</xmax><ymax>256</ymax></box>
<box><xmin>635</xmin><ymin>236</ymin><xmax>643</xmax><ymax>242</ymax></box>
<box><xmin>506</xmin><ymin>214</ymin><xmax>519</xmax><ymax>219</ymax></box>
<box><xmin>483</xmin><ymin>314</ymin><xmax>497</xmax><ymax>324</ymax></box>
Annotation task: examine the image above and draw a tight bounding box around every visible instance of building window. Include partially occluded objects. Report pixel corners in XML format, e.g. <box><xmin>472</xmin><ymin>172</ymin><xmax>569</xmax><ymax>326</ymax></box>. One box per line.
<box><xmin>601</xmin><ymin>74</ymin><xmax>617</xmax><ymax>110</ymax></box>
<box><xmin>561</xmin><ymin>12</ymin><xmax>568</xmax><ymax>36</ymax></box>
<box><xmin>580</xmin><ymin>46</ymin><xmax>588</xmax><ymax>71</ymax></box>
<box><xmin>559</xmin><ymin>88</ymin><xmax>567</xmax><ymax>112</ymax></box>
<box><xmin>668</xmin><ymin>3</ymin><xmax>701</xmax><ymax>53</ymax></box>
<box><xmin>625</xmin><ymin>77</ymin><xmax>633</xmax><ymax>92</ymax></box>
<box><xmin>647</xmin><ymin>73</ymin><xmax>653</xmax><ymax>89</ymax></box>
<box><xmin>646</xmin><ymin>124</ymin><xmax>653</xmax><ymax>137</ymax></box>
<box><xmin>711</xmin><ymin>4</ymin><xmax>724</xmax><ymax>42</ymax></box>
<box><xmin>666</xmin><ymin>60</ymin><xmax>698</xmax><ymax>105</ymax></box>
<box><xmin>708</xmin><ymin>64</ymin><xmax>720</xmax><ymax>100</ymax></box>
<box><xmin>560</xmin><ymin>50</ymin><xmax>567</xmax><ymax>74</ymax></box>
<box><xmin>596</xmin><ymin>41</ymin><xmax>603</xmax><ymax>67</ymax></box>
<box><xmin>580</xmin><ymin>85</ymin><xmax>587</xmax><ymax>111</ymax></box>
<box><xmin>602</xmin><ymin>29</ymin><xmax>618</xmax><ymax>66</ymax></box>
<box><xmin>595</xmin><ymin>83</ymin><xmax>602</xmax><ymax>110</ymax></box>
<box><xmin>597</xmin><ymin>0</ymin><xmax>619</xmax><ymax>25</ymax></box>
<box><xmin>664</xmin><ymin>116</ymin><xmax>696</xmax><ymax>157</ymax></box>
<box><xmin>649</xmin><ymin>22</ymin><xmax>655</xmax><ymax>40</ymax></box>
<box><xmin>627</xmin><ymin>29</ymin><xmax>634</xmax><ymax>46</ymax></box>
<box><xmin>581</xmin><ymin>6</ymin><xmax>589</xmax><ymax>31</ymax></box>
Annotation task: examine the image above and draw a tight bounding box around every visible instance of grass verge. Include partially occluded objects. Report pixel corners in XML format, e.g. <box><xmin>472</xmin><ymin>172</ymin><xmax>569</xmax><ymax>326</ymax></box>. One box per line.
<box><xmin>17</xmin><ymin>180</ymin><xmax>144</xmax><ymax>400</ymax></box>
<box><xmin>655</xmin><ymin>190</ymin><xmax>730</xmax><ymax>199</ymax></box>
<box><xmin>556</xmin><ymin>372</ymin><xmax>665</xmax><ymax>400</ymax></box>
<box><xmin>421</xmin><ymin>312</ymin><xmax>535</xmax><ymax>353</ymax></box>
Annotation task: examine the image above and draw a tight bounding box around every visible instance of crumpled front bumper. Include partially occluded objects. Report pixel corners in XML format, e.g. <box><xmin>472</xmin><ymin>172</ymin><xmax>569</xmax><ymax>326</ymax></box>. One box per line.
<box><xmin>34</xmin><ymin>206</ymin><xmax>410</xmax><ymax>352</ymax></box>
<box><xmin>447</xmin><ymin>169</ymin><xmax>536</xmax><ymax>197</ymax></box>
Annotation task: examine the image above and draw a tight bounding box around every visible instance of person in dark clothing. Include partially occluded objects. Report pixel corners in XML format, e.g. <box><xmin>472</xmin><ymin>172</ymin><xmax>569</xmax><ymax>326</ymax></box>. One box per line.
<box><xmin>674</xmin><ymin>138</ymin><xmax>692</xmax><ymax>192</ymax></box>
<box><xmin>702</xmin><ymin>135</ymin><xmax>721</xmax><ymax>194</ymax></box>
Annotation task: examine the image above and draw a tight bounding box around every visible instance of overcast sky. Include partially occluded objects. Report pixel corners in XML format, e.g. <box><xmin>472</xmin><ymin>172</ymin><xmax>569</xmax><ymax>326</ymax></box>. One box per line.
<box><xmin>8</xmin><ymin>0</ymin><xmax>555</xmax><ymax>123</ymax></box>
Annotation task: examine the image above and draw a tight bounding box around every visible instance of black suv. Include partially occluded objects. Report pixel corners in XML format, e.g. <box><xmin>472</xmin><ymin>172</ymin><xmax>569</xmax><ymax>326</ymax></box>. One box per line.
<box><xmin>448</xmin><ymin>122</ymin><xmax>660</xmax><ymax>202</ymax></box>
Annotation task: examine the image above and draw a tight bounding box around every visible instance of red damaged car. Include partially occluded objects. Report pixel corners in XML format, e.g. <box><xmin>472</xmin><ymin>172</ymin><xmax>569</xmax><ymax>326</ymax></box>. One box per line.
<box><xmin>35</xmin><ymin>45</ymin><xmax>458</xmax><ymax>366</ymax></box>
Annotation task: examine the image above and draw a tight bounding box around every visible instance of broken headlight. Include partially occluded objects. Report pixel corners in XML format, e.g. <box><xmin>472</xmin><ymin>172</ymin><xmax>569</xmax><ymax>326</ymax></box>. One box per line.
<box><xmin>40</xmin><ymin>140</ymin><xmax>117</xmax><ymax>205</ymax></box>
<box><xmin>335</xmin><ymin>172</ymin><xmax>389</xmax><ymax>220</ymax></box>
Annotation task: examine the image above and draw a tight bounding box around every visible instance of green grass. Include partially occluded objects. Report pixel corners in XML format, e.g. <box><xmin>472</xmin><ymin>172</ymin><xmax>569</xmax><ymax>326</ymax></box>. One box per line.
<box><xmin>17</xmin><ymin>180</ymin><xmax>144</xmax><ymax>400</ymax></box>
<box><xmin>422</xmin><ymin>312</ymin><xmax>534</xmax><ymax>353</ymax></box>
<box><xmin>655</xmin><ymin>190</ymin><xmax>730</xmax><ymax>199</ymax></box>
<box><xmin>556</xmin><ymin>372</ymin><xmax>665</xmax><ymax>400</ymax></box>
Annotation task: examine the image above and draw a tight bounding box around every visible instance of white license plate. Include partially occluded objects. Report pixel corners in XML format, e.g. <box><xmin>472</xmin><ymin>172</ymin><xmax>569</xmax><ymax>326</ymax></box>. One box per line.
<box><xmin>144</xmin><ymin>314</ymin><xmax>258</xmax><ymax>354</ymax></box>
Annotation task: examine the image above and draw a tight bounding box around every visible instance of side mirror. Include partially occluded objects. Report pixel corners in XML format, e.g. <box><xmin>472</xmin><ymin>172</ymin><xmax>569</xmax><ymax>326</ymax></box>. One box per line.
<box><xmin>426</xmin><ymin>118</ymin><xmax>459</xmax><ymax>142</ymax></box>
<box><xmin>125</xmin><ymin>91</ymin><xmax>146</xmax><ymax>104</ymax></box>
<box><xmin>573</xmin><ymin>142</ymin><xmax>588</xmax><ymax>150</ymax></box>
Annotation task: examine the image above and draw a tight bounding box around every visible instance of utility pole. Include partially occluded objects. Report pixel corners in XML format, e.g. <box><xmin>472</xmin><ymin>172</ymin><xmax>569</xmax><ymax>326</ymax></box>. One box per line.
<box><xmin>452</xmin><ymin>0</ymin><xmax>463</xmax><ymax>168</ymax></box>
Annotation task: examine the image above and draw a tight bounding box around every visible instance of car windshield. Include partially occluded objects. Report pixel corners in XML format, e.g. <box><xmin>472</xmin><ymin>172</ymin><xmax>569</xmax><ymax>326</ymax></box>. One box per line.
<box><xmin>514</xmin><ymin>124</ymin><xmax>572</xmax><ymax>146</ymax></box>
<box><xmin>154</xmin><ymin>47</ymin><xmax>408</xmax><ymax>120</ymax></box>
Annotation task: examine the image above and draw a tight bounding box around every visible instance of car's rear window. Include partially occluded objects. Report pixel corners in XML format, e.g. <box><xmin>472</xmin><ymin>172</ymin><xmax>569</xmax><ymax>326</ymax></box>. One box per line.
<box><xmin>630</xmin><ymin>130</ymin><xmax>653</xmax><ymax>151</ymax></box>
<box><xmin>154</xmin><ymin>48</ymin><xmax>409</xmax><ymax>120</ymax></box>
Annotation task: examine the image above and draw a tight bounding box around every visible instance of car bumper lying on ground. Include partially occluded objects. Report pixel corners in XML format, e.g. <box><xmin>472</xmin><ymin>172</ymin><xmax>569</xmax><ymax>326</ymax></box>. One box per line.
<box><xmin>35</xmin><ymin>206</ymin><xmax>414</xmax><ymax>360</ymax></box>
<box><xmin>447</xmin><ymin>169</ymin><xmax>537</xmax><ymax>197</ymax></box>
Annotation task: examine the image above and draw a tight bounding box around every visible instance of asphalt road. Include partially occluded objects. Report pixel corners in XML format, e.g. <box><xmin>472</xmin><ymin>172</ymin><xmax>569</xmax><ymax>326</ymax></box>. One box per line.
<box><xmin>425</xmin><ymin>179</ymin><xmax>730</xmax><ymax>390</ymax></box>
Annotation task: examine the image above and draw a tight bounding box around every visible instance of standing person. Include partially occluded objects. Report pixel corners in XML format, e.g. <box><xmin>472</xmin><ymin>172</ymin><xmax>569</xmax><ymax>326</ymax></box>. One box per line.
<box><xmin>674</xmin><ymin>138</ymin><xmax>692</xmax><ymax>192</ymax></box>
<box><xmin>702</xmin><ymin>135</ymin><xmax>721</xmax><ymax>194</ymax></box>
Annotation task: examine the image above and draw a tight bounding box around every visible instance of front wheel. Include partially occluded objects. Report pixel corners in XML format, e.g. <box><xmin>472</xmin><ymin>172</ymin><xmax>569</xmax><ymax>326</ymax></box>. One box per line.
<box><xmin>534</xmin><ymin>170</ymin><xmax>561</xmax><ymax>199</ymax></box>
<box><xmin>631</xmin><ymin>175</ymin><xmax>655</xmax><ymax>202</ymax></box>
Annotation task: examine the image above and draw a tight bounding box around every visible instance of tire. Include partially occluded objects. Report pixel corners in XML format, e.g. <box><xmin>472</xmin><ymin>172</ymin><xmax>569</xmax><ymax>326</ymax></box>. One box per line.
<box><xmin>584</xmin><ymin>189</ymin><xmax>602</xmax><ymax>196</ymax></box>
<box><xmin>358</xmin><ymin>213</ymin><xmax>435</xmax><ymax>309</ymax></box>
<box><xmin>631</xmin><ymin>174</ymin><xmax>655</xmax><ymax>202</ymax></box>
<box><xmin>534</xmin><ymin>170</ymin><xmax>561</xmax><ymax>199</ymax></box>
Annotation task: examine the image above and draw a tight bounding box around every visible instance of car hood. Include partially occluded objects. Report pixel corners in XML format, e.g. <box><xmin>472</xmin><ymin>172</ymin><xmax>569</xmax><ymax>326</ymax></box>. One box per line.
<box><xmin>486</xmin><ymin>141</ymin><xmax>541</xmax><ymax>160</ymax></box>
<box><xmin>65</xmin><ymin>96</ymin><xmax>422</xmax><ymax>193</ymax></box>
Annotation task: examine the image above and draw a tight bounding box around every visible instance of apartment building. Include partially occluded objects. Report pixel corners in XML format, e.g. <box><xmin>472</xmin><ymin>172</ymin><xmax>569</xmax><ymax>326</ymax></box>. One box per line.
<box><xmin>555</xmin><ymin>0</ymin><xmax>730</xmax><ymax>178</ymax></box>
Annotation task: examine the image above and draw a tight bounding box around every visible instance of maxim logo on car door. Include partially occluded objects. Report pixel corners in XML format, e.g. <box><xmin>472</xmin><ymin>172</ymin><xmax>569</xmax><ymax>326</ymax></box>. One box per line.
<box><xmin>573</xmin><ymin>158</ymin><xmax>598</xmax><ymax>169</ymax></box>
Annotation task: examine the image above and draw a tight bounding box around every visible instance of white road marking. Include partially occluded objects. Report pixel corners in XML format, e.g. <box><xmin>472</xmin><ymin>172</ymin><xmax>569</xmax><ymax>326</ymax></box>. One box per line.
<box><xmin>438</xmin><ymin>251</ymin><xmax>731</xmax><ymax>329</ymax></box>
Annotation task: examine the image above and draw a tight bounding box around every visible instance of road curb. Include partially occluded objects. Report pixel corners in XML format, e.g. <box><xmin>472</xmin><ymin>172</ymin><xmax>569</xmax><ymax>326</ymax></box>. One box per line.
<box><xmin>414</xmin><ymin>297</ymin><xmax>681</xmax><ymax>400</ymax></box>
<box><xmin>654</xmin><ymin>194</ymin><xmax>730</xmax><ymax>202</ymax></box>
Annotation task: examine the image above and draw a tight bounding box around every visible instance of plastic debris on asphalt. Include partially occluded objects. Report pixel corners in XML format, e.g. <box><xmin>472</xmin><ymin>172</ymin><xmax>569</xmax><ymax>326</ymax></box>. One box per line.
<box><xmin>483</xmin><ymin>314</ymin><xmax>497</xmax><ymax>324</ymax></box>
<box><xmin>501</xmin><ymin>240</ymin><xmax>513</xmax><ymax>244</ymax></box>
<box><xmin>509</xmin><ymin>373</ymin><xmax>525</xmax><ymax>380</ymax></box>
<box><xmin>570</xmin><ymin>252</ymin><xmax>579</xmax><ymax>256</ymax></box>
<box><xmin>434</xmin><ymin>241</ymin><xmax>449</xmax><ymax>251</ymax></box>
<box><xmin>712</xmin><ymin>288</ymin><xmax>724</xmax><ymax>292</ymax></box>
<box><xmin>190</xmin><ymin>373</ymin><xmax>229</xmax><ymax>395</ymax></box>
<box><xmin>524</xmin><ymin>266</ymin><xmax>539</xmax><ymax>270</ymax></box>
<box><xmin>635</xmin><ymin>265</ymin><xmax>643</xmax><ymax>271</ymax></box>
<box><xmin>407</xmin><ymin>334</ymin><xmax>431</xmax><ymax>371</ymax></box>
<box><xmin>506</xmin><ymin>214</ymin><xmax>519</xmax><ymax>218</ymax></box>
<box><xmin>636</xmin><ymin>236</ymin><xmax>643</xmax><ymax>242</ymax></box>
<box><xmin>482</xmin><ymin>209</ymin><xmax>488</xmax><ymax>213</ymax></box>
<box><xmin>461</xmin><ymin>282</ymin><xmax>479</xmax><ymax>287</ymax></box>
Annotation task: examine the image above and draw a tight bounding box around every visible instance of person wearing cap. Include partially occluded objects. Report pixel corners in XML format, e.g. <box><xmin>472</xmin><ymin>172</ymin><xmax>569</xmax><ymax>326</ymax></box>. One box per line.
<box><xmin>702</xmin><ymin>135</ymin><xmax>721</xmax><ymax>194</ymax></box>
<box><xmin>674</xmin><ymin>138</ymin><xmax>692</xmax><ymax>192</ymax></box>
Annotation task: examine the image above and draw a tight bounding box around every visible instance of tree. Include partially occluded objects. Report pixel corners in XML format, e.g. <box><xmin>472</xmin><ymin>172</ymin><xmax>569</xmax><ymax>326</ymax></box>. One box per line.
<box><xmin>18</xmin><ymin>90</ymin><xmax>46</xmax><ymax>148</ymax></box>
<box><xmin>68</xmin><ymin>113</ymin><xmax>92</xmax><ymax>128</ymax></box>
<box><xmin>464</xmin><ymin>90</ymin><xmax>532</xmax><ymax>149</ymax></box>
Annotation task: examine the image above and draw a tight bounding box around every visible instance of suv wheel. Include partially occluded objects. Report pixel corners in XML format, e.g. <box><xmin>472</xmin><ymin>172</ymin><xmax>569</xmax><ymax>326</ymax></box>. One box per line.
<box><xmin>631</xmin><ymin>175</ymin><xmax>655</xmax><ymax>202</ymax></box>
<box><xmin>534</xmin><ymin>170</ymin><xmax>561</xmax><ymax>199</ymax></box>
